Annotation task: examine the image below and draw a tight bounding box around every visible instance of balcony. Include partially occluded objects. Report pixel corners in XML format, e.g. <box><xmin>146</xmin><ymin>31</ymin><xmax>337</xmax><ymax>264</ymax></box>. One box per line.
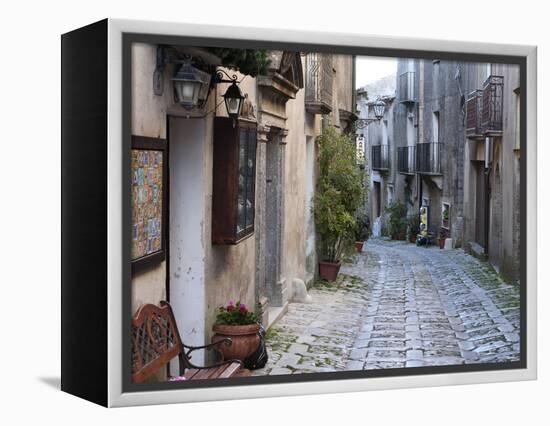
<box><xmin>371</xmin><ymin>145</ymin><xmax>390</xmax><ymax>171</ymax></box>
<box><xmin>305</xmin><ymin>53</ymin><xmax>333</xmax><ymax>115</ymax></box>
<box><xmin>481</xmin><ymin>75</ymin><xmax>504</xmax><ymax>136</ymax></box>
<box><xmin>399</xmin><ymin>71</ymin><xmax>415</xmax><ymax>103</ymax></box>
<box><xmin>465</xmin><ymin>90</ymin><xmax>484</xmax><ymax>140</ymax></box>
<box><xmin>397</xmin><ymin>146</ymin><xmax>415</xmax><ymax>175</ymax></box>
<box><xmin>416</xmin><ymin>142</ymin><xmax>443</xmax><ymax>175</ymax></box>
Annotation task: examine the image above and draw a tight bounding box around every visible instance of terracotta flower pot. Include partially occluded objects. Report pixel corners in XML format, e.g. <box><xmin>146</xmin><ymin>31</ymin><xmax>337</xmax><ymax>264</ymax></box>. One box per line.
<box><xmin>409</xmin><ymin>234</ymin><xmax>417</xmax><ymax>244</ymax></box>
<box><xmin>318</xmin><ymin>260</ymin><xmax>342</xmax><ymax>282</ymax></box>
<box><xmin>212</xmin><ymin>323</ymin><xmax>261</xmax><ymax>361</ymax></box>
<box><xmin>355</xmin><ymin>241</ymin><xmax>364</xmax><ymax>253</ymax></box>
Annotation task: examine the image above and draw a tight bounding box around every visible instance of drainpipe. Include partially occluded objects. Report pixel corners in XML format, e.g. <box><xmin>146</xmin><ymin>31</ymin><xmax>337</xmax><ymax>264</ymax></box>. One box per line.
<box><xmin>417</xmin><ymin>60</ymin><xmax>425</xmax><ymax>226</ymax></box>
<box><xmin>484</xmin><ymin>137</ymin><xmax>493</xmax><ymax>255</ymax></box>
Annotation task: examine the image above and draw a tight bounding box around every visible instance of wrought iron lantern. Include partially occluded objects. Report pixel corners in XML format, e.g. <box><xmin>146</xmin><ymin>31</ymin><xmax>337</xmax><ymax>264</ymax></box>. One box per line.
<box><xmin>353</xmin><ymin>98</ymin><xmax>386</xmax><ymax>130</ymax></box>
<box><xmin>222</xmin><ymin>81</ymin><xmax>245</xmax><ymax>121</ymax></box>
<box><xmin>172</xmin><ymin>61</ymin><xmax>211</xmax><ymax>110</ymax></box>
<box><xmin>214</xmin><ymin>69</ymin><xmax>245</xmax><ymax>126</ymax></box>
<box><xmin>373</xmin><ymin>99</ymin><xmax>386</xmax><ymax>120</ymax></box>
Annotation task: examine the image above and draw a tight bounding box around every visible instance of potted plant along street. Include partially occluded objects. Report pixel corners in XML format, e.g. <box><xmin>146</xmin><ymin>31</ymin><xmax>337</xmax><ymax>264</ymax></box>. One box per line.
<box><xmin>212</xmin><ymin>300</ymin><xmax>260</xmax><ymax>361</ymax></box>
<box><xmin>385</xmin><ymin>200</ymin><xmax>407</xmax><ymax>240</ymax></box>
<box><xmin>407</xmin><ymin>213</ymin><xmax>420</xmax><ymax>244</ymax></box>
<box><xmin>313</xmin><ymin>128</ymin><xmax>365</xmax><ymax>281</ymax></box>
<box><xmin>438</xmin><ymin>227</ymin><xmax>448</xmax><ymax>249</ymax></box>
<box><xmin>354</xmin><ymin>215</ymin><xmax>370</xmax><ymax>252</ymax></box>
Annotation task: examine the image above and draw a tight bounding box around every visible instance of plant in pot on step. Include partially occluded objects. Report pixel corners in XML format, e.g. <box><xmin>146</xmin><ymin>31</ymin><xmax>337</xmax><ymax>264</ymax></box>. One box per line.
<box><xmin>212</xmin><ymin>300</ymin><xmax>260</xmax><ymax>362</ymax></box>
<box><xmin>438</xmin><ymin>227</ymin><xmax>448</xmax><ymax>249</ymax></box>
<box><xmin>354</xmin><ymin>214</ymin><xmax>370</xmax><ymax>253</ymax></box>
<box><xmin>385</xmin><ymin>200</ymin><xmax>408</xmax><ymax>240</ymax></box>
<box><xmin>313</xmin><ymin>128</ymin><xmax>364</xmax><ymax>281</ymax></box>
<box><xmin>407</xmin><ymin>213</ymin><xmax>420</xmax><ymax>244</ymax></box>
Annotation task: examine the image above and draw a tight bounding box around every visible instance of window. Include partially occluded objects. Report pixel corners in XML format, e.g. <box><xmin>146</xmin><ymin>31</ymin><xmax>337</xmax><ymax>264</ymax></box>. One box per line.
<box><xmin>433</xmin><ymin>111</ymin><xmax>440</xmax><ymax>142</ymax></box>
<box><xmin>212</xmin><ymin>118</ymin><xmax>257</xmax><ymax>244</ymax></box>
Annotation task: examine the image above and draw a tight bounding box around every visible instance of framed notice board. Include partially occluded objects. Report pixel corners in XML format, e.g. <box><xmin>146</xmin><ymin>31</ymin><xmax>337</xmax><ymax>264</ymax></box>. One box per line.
<box><xmin>131</xmin><ymin>135</ymin><xmax>167</xmax><ymax>272</ymax></box>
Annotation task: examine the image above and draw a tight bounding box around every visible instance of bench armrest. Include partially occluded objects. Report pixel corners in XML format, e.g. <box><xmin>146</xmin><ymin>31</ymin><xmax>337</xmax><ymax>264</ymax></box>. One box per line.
<box><xmin>184</xmin><ymin>338</ymin><xmax>233</xmax><ymax>354</ymax></box>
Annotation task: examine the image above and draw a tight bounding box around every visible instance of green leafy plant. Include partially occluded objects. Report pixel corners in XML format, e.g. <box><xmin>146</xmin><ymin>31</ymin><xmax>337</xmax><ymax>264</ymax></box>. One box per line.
<box><xmin>313</xmin><ymin>128</ymin><xmax>365</xmax><ymax>262</ymax></box>
<box><xmin>207</xmin><ymin>48</ymin><xmax>270</xmax><ymax>77</ymax></box>
<box><xmin>215</xmin><ymin>300</ymin><xmax>259</xmax><ymax>326</ymax></box>
<box><xmin>385</xmin><ymin>200</ymin><xmax>407</xmax><ymax>240</ymax></box>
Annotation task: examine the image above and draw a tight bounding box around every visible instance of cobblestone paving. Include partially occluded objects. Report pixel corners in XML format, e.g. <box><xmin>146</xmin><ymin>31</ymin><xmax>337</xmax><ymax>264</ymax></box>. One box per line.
<box><xmin>253</xmin><ymin>238</ymin><xmax>520</xmax><ymax>375</ymax></box>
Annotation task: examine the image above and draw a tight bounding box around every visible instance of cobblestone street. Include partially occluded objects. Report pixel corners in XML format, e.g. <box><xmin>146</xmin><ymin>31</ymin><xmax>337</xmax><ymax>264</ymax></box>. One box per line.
<box><xmin>254</xmin><ymin>238</ymin><xmax>520</xmax><ymax>375</ymax></box>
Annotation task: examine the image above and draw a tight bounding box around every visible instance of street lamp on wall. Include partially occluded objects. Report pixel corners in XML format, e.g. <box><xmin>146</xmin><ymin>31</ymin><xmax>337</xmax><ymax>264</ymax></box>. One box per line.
<box><xmin>152</xmin><ymin>46</ymin><xmax>246</xmax><ymax>123</ymax></box>
<box><xmin>171</xmin><ymin>60</ymin><xmax>212</xmax><ymax>110</ymax></box>
<box><xmin>215</xmin><ymin>70</ymin><xmax>245</xmax><ymax>126</ymax></box>
<box><xmin>353</xmin><ymin>98</ymin><xmax>386</xmax><ymax>130</ymax></box>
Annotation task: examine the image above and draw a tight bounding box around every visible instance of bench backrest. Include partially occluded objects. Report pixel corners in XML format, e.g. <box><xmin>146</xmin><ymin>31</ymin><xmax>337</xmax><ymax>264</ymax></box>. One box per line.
<box><xmin>131</xmin><ymin>301</ymin><xmax>183</xmax><ymax>383</ymax></box>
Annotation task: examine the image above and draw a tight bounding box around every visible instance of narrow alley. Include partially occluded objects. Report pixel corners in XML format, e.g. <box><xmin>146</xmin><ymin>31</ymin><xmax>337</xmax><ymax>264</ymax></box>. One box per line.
<box><xmin>255</xmin><ymin>238</ymin><xmax>520</xmax><ymax>375</ymax></box>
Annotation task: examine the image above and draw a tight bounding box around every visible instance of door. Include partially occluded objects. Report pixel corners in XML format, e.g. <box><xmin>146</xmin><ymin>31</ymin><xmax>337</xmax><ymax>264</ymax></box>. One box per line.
<box><xmin>264</xmin><ymin>131</ymin><xmax>284</xmax><ymax>307</ymax></box>
<box><xmin>168</xmin><ymin>116</ymin><xmax>206</xmax><ymax>362</ymax></box>
<box><xmin>474</xmin><ymin>161</ymin><xmax>487</xmax><ymax>249</ymax></box>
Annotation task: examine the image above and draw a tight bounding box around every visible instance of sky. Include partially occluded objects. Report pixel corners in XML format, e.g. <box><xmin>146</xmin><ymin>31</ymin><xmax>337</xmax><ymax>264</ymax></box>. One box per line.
<box><xmin>355</xmin><ymin>56</ymin><xmax>397</xmax><ymax>88</ymax></box>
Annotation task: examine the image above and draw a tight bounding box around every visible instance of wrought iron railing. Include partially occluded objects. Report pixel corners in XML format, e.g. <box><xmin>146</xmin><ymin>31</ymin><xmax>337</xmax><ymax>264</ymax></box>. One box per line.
<box><xmin>305</xmin><ymin>53</ymin><xmax>333</xmax><ymax>114</ymax></box>
<box><xmin>465</xmin><ymin>90</ymin><xmax>484</xmax><ymax>139</ymax></box>
<box><xmin>399</xmin><ymin>71</ymin><xmax>415</xmax><ymax>103</ymax></box>
<box><xmin>416</xmin><ymin>142</ymin><xmax>443</xmax><ymax>175</ymax></box>
<box><xmin>371</xmin><ymin>145</ymin><xmax>390</xmax><ymax>171</ymax></box>
<box><xmin>397</xmin><ymin>146</ymin><xmax>416</xmax><ymax>174</ymax></box>
<box><xmin>481</xmin><ymin>75</ymin><xmax>503</xmax><ymax>136</ymax></box>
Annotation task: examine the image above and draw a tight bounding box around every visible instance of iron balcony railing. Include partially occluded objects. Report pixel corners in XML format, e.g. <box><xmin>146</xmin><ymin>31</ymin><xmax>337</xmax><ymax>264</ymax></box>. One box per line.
<box><xmin>399</xmin><ymin>71</ymin><xmax>416</xmax><ymax>103</ymax></box>
<box><xmin>397</xmin><ymin>146</ymin><xmax>416</xmax><ymax>174</ymax></box>
<box><xmin>465</xmin><ymin>90</ymin><xmax>484</xmax><ymax>139</ymax></box>
<box><xmin>481</xmin><ymin>75</ymin><xmax>504</xmax><ymax>136</ymax></box>
<box><xmin>416</xmin><ymin>142</ymin><xmax>443</xmax><ymax>175</ymax></box>
<box><xmin>371</xmin><ymin>145</ymin><xmax>390</xmax><ymax>171</ymax></box>
<box><xmin>305</xmin><ymin>53</ymin><xmax>333</xmax><ymax>115</ymax></box>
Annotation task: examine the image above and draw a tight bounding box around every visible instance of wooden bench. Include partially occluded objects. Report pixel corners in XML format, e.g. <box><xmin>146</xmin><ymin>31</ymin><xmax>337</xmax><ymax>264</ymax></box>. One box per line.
<box><xmin>131</xmin><ymin>301</ymin><xmax>250</xmax><ymax>383</ymax></box>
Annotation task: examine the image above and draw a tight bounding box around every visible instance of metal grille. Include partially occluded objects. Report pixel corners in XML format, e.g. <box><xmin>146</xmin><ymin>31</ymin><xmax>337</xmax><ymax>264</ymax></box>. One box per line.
<box><xmin>416</xmin><ymin>142</ymin><xmax>443</xmax><ymax>175</ymax></box>
<box><xmin>399</xmin><ymin>71</ymin><xmax>415</xmax><ymax>103</ymax></box>
<box><xmin>305</xmin><ymin>53</ymin><xmax>333</xmax><ymax>114</ymax></box>
<box><xmin>371</xmin><ymin>145</ymin><xmax>390</xmax><ymax>171</ymax></box>
<box><xmin>466</xmin><ymin>90</ymin><xmax>484</xmax><ymax>139</ymax></box>
<box><xmin>481</xmin><ymin>75</ymin><xmax>504</xmax><ymax>136</ymax></box>
<box><xmin>397</xmin><ymin>146</ymin><xmax>416</xmax><ymax>174</ymax></box>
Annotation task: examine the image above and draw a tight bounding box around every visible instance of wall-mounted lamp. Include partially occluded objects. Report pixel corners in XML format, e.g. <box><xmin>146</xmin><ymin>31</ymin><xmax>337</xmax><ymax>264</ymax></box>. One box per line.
<box><xmin>215</xmin><ymin>70</ymin><xmax>245</xmax><ymax>127</ymax></box>
<box><xmin>153</xmin><ymin>45</ymin><xmax>245</xmax><ymax>124</ymax></box>
<box><xmin>354</xmin><ymin>98</ymin><xmax>386</xmax><ymax>130</ymax></box>
<box><xmin>171</xmin><ymin>60</ymin><xmax>212</xmax><ymax>110</ymax></box>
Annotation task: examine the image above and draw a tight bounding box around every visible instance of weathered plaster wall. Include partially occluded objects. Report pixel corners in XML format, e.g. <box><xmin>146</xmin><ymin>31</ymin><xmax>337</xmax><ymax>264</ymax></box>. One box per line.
<box><xmin>205</xmin><ymin>70</ymin><xmax>258</xmax><ymax>340</ymax></box>
<box><xmin>281</xmin><ymin>81</ymin><xmax>308</xmax><ymax>299</ymax></box>
<box><xmin>131</xmin><ymin>43</ymin><xmax>170</xmax><ymax>313</ymax></box>
<box><xmin>131</xmin><ymin>43</ymin><xmax>259</xmax><ymax>348</ymax></box>
<box><xmin>492</xmin><ymin>63</ymin><xmax>520</xmax><ymax>281</ymax></box>
<box><xmin>334</xmin><ymin>55</ymin><xmax>355</xmax><ymax>115</ymax></box>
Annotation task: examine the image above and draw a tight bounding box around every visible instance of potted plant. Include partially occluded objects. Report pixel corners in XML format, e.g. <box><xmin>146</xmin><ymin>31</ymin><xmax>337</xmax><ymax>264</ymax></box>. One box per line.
<box><xmin>354</xmin><ymin>215</ymin><xmax>370</xmax><ymax>252</ymax></box>
<box><xmin>407</xmin><ymin>213</ymin><xmax>420</xmax><ymax>244</ymax></box>
<box><xmin>437</xmin><ymin>227</ymin><xmax>448</xmax><ymax>249</ymax></box>
<box><xmin>313</xmin><ymin>128</ymin><xmax>365</xmax><ymax>281</ymax></box>
<box><xmin>211</xmin><ymin>300</ymin><xmax>260</xmax><ymax>362</ymax></box>
<box><xmin>385</xmin><ymin>200</ymin><xmax>407</xmax><ymax>240</ymax></box>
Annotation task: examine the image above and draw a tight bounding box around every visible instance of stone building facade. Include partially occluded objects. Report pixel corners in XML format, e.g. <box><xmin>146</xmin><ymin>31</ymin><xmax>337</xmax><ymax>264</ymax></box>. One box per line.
<box><xmin>130</xmin><ymin>43</ymin><xmax>356</xmax><ymax>363</ymax></box>
<box><xmin>361</xmin><ymin>56</ymin><xmax>520</xmax><ymax>282</ymax></box>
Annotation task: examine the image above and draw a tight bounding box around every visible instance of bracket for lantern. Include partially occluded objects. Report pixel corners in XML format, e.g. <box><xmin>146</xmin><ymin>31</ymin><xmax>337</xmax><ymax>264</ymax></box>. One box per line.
<box><xmin>214</xmin><ymin>69</ymin><xmax>245</xmax><ymax>127</ymax></box>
